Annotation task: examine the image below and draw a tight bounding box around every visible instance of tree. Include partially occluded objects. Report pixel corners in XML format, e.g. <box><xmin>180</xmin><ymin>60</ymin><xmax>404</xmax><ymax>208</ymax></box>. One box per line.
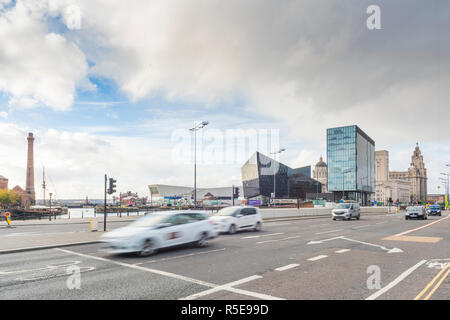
<box><xmin>0</xmin><ymin>189</ymin><xmax>20</xmax><ymax>208</ymax></box>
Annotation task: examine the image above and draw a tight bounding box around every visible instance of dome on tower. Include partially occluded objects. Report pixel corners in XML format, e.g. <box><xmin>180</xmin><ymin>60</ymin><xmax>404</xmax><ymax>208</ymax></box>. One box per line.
<box><xmin>315</xmin><ymin>156</ymin><xmax>327</xmax><ymax>168</ymax></box>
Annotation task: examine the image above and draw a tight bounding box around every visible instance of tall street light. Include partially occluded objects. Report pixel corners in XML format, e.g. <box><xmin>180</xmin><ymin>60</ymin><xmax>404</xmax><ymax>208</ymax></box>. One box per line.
<box><xmin>270</xmin><ymin>148</ymin><xmax>286</xmax><ymax>202</ymax></box>
<box><xmin>189</xmin><ymin>121</ymin><xmax>209</xmax><ymax>208</ymax></box>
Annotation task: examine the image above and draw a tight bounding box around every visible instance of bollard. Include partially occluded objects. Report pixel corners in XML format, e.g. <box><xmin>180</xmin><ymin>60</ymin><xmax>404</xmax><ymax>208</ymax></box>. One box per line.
<box><xmin>90</xmin><ymin>218</ymin><xmax>98</xmax><ymax>232</ymax></box>
<box><xmin>82</xmin><ymin>210</ymin><xmax>84</xmax><ymax>219</ymax></box>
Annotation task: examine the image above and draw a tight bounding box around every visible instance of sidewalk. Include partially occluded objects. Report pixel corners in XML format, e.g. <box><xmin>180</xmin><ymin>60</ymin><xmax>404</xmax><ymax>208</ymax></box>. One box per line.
<box><xmin>0</xmin><ymin>230</ymin><xmax>103</xmax><ymax>254</ymax></box>
<box><xmin>5</xmin><ymin>215</ymin><xmax>138</xmax><ymax>227</ymax></box>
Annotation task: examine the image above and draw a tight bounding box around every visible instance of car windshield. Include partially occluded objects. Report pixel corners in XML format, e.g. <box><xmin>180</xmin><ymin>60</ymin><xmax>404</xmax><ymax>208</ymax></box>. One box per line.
<box><xmin>336</xmin><ymin>204</ymin><xmax>351</xmax><ymax>209</ymax></box>
<box><xmin>407</xmin><ymin>206</ymin><xmax>421</xmax><ymax>211</ymax></box>
<box><xmin>128</xmin><ymin>214</ymin><xmax>169</xmax><ymax>228</ymax></box>
<box><xmin>216</xmin><ymin>207</ymin><xmax>239</xmax><ymax>216</ymax></box>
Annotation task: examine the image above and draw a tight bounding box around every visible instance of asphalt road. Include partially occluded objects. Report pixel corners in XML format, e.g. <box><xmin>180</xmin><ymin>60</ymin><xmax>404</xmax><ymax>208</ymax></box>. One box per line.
<box><xmin>0</xmin><ymin>212</ymin><xmax>449</xmax><ymax>300</ymax></box>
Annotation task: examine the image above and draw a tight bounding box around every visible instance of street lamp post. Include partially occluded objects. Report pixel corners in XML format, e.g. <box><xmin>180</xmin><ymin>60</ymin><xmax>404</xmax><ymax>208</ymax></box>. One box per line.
<box><xmin>189</xmin><ymin>121</ymin><xmax>209</xmax><ymax>209</ymax></box>
<box><xmin>270</xmin><ymin>149</ymin><xmax>286</xmax><ymax>204</ymax></box>
<box><xmin>49</xmin><ymin>192</ymin><xmax>53</xmax><ymax>220</ymax></box>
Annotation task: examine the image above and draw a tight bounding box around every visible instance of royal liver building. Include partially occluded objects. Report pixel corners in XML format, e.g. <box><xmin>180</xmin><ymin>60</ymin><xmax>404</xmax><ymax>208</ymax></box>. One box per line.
<box><xmin>389</xmin><ymin>143</ymin><xmax>427</xmax><ymax>203</ymax></box>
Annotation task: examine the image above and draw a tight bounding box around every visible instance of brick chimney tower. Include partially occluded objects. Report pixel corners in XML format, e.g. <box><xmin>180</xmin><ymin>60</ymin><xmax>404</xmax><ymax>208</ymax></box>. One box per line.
<box><xmin>26</xmin><ymin>132</ymin><xmax>36</xmax><ymax>207</ymax></box>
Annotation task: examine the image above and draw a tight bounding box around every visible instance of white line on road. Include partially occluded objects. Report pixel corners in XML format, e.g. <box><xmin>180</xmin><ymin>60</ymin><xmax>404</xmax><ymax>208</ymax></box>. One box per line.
<box><xmin>307</xmin><ymin>255</ymin><xmax>328</xmax><ymax>261</ymax></box>
<box><xmin>393</xmin><ymin>215</ymin><xmax>450</xmax><ymax>237</ymax></box>
<box><xmin>374</xmin><ymin>221</ymin><xmax>388</xmax><ymax>225</ymax></box>
<box><xmin>315</xmin><ymin>229</ymin><xmax>344</xmax><ymax>235</ymax></box>
<box><xmin>352</xmin><ymin>224</ymin><xmax>372</xmax><ymax>229</ymax></box>
<box><xmin>134</xmin><ymin>248</ymin><xmax>227</xmax><ymax>265</ymax></box>
<box><xmin>275</xmin><ymin>264</ymin><xmax>299</xmax><ymax>271</ymax></box>
<box><xmin>365</xmin><ymin>260</ymin><xmax>427</xmax><ymax>300</ymax></box>
<box><xmin>241</xmin><ymin>233</ymin><xmax>284</xmax><ymax>239</ymax></box>
<box><xmin>56</xmin><ymin>248</ymin><xmax>215</xmax><ymax>287</ymax></box>
<box><xmin>335</xmin><ymin>249</ymin><xmax>351</xmax><ymax>254</ymax></box>
<box><xmin>56</xmin><ymin>248</ymin><xmax>284</xmax><ymax>300</ymax></box>
<box><xmin>180</xmin><ymin>275</ymin><xmax>284</xmax><ymax>300</ymax></box>
<box><xmin>256</xmin><ymin>235</ymin><xmax>302</xmax><ymax>244</ymax></box>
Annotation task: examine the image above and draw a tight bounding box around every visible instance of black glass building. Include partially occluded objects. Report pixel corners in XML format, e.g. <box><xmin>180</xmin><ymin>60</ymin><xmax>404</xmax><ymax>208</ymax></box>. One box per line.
<box><xmin>241</xmin><ymin>152</ymin><xmax>321</xmax><ymax>200</ymax></box>
<box><xmin>327</xmin><ymin>125</ymin><xmax>375</xmax><ymax>205</ymax></box>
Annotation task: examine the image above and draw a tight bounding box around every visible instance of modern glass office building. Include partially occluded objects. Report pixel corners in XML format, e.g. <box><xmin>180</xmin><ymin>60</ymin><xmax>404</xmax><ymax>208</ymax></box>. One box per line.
<box><xmin>241</xmin><ymin>152</ymin><xmax>321</xmax><ymax>200</ymax></box>
<box><xmin>327</xmin><ymin>125</ymin><xmax>375</xmax><ymax>205</ymax></box>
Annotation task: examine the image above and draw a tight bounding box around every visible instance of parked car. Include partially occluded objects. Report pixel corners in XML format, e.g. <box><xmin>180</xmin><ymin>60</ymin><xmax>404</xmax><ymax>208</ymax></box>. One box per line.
<box><xmin>405</xmin><ymin>206</ymin><xmax>427</xmax><ymax>220</ymax></box>
<box><xmin>427</xmin><ymin>205</ymin><xmax>442</xmax><ymax>216</ymax></box>
<box><xmin>100</xmin><ymin>211</ymin><xmax>219</xmax><ymax>256</ymax></box>
<box><xmin>209</xmin><ymin>206</ymin><xmax>263</xmax><ymax>234</ymax></box>
<box><xmin>332</xmin><ymin>203</ymin><xmax>360</xmax><ymax>220</ymax></box>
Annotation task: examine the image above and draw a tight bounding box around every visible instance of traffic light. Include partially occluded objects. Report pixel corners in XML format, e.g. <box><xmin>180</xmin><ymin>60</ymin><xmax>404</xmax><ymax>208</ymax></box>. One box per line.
<box><xmin>108</xmin><ymin>178</ymin><xmax>117</xmax><ymax>194</ymax></box>
<box><xmin>234</xmin><ymin>187</ymin><xmax>240</xmax><ymax>198</ymax></box>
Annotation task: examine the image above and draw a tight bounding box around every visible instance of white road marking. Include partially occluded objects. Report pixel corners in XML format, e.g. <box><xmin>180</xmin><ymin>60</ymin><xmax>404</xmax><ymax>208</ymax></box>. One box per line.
<box><xmin>365</xmin><ymin>260</ymin><xmax>427</xmax><ymax>300</ymax></box>
<box><xmin>315</xmin><ymin>229</ymin><xmax>344</xmax><ymax>235</ymax></box>
<box><xmin>275</xmin><ymin>264</ymin><xmax>299</xmax><ymax>271</ymax></box>
<box><xmin>307</xmin><ymin>236</ymin><xmax>403</xmax><ymax>253</ymax></box>
<box><xmin>335</xmin><ymin>249</ymin><xmax>351</xmax><ymax>254</ymax></box>
<box><xmin>56</xmin><ymin>248</ymin><xmax>284</xmax><ymax>300</ymax></box>
<box><xmin>374</xmin><ymin>221</ymin><xmax>388</xmax><ymax>225</ymax></box>
<box><xmin>352</xmin><ymin>224</ymin><xmax>372</xmax><ymax>229</ymax></box>
<box><xmin>308</xmin><ymin>255</ymin><xmax>328</xmax><ymax>261</ymax></box>
<box><xmin>56</xmin><ymin>248</ymin><xmax>215</xmax><ymax>288</ymax></box>
<box><xmin>256</xmin><ymin>235</ymin><xmax>302</xmax><ymax>244</ymax></box>
<box><xmin>393</xmin><ymin>215</ymin><xmax>450</xmax><ymax>237</ymax></box>
<box><xmin>134</xmin><ymin>248</ymin><xmax>226</xmax><ymax>265</ymax></box>
<box><xmin>180</xmin><ymin>275</ymin><xmax>284</xmax><ymax>300</ymax></box>
<box><xmin>241</xmin><ymin>232</ymin><xmax>284</xmax><ymax>239</ymax></box>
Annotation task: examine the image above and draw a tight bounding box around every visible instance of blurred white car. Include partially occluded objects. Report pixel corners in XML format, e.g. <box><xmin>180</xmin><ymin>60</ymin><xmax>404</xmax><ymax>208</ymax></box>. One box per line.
<box><xmin>209</xmin><ymin>206</ymin><xmax>263</xmax><ymax>234</ymax></box>
<box><xmin>100</xmin><ymin>211</ymin><xmax>219</xmax><ymax>256</ymax></box>
<box><xmin>332</xmin><ymin>203</ymin><xmax>360</xmax><ymax>220</ymax></box>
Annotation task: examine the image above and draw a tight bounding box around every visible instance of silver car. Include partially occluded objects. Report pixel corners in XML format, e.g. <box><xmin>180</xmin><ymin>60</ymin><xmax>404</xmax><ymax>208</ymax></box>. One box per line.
<box><xmin>332</xmin><ymin>203</ymin><xmax>360</xmax><ymax>220</ymax></box>
<box><xmin>405</xmin><ymin>206</ymin><xmax>427</xmax><ymax>220</ymax></box>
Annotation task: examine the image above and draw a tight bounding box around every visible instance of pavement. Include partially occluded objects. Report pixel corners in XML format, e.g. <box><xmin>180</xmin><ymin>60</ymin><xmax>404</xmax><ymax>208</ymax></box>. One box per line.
<box><xmin>0</xmin><ymin>211</ymin><xmax>448</xmax><ymax>300</ymax></box>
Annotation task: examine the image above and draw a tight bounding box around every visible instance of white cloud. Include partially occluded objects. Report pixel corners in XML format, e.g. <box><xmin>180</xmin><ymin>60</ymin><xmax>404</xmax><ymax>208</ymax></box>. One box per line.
<box><xmin>0</xmin><ymin>0</ymin><xmax>89</xmax><ymax>111</ymax></box>
<box><xmin>0</xmin><ymin>111</ymin><xmax>7</xmax><ymax>118</ymax></box>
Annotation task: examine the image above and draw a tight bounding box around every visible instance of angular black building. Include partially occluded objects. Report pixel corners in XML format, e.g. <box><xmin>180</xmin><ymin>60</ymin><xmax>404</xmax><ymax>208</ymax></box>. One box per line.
<box><xmin>241</xmin><ymin>152</ymin><xmax>321</xmax><ymax>200</ymax></box>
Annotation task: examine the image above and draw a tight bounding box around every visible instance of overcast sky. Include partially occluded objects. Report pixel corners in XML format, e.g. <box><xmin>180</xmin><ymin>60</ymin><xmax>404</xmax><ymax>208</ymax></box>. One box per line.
<box><xmin>0</xmin><ymin>0</ymin><xmax>449</xmax><ymax>199</ymax></box>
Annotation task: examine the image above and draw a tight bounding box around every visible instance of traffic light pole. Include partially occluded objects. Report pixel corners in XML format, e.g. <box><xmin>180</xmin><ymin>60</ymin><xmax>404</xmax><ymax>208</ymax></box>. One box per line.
<box><xmin>104</xmin><ymin>174</ymin><xmax>107</xmax><ymax>231</ymax></box>
<box><xmin>232</xmin><ymin>185</ymin><xmax>235</xmax><ymax>206</ymax></box>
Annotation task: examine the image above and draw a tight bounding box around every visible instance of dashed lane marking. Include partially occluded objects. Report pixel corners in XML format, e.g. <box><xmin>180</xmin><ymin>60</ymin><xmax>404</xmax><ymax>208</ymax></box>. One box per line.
<box><xmin>134</xmin><ymin>248</ymin><xmax>227</xmax><ymax>265</ymax></box>
<box><xmin>315</xmin><ymin>229</ymin><xmax>344</xmax><ymax>235</ymax></box>
<box><xmin>275</xmin><ymin>264</ymin><xmax>299</xmax><ymax>271</ymax></box>
<box><xmin>307</xmin><ymin>255</ymin><xmax>328</xmax><ymax>261</ymax></box>
<box><xmin>56</xmin><ymin>248</ymin><xmax>284</xmax><ymax>300</ymax></box>
<box><xmin>335</xmin><ymin>249</ymin><xmax>351</xmax><ymax>254</ymax></box>
<box><xmin>352</xmin><ymin>224</ymin><xmax>372</xmax><ymax>229</ymax></box>
<box><xmin>365</xmin><ymin>260</ymin><xmax>427</xmax><ymax>300</ymax></box>
<box><xmin>256</xmin><ymin>235</ymin><xmax>302</xmax><ymax>244</ymax></box>
<box><xmin>241</xmin><ymin>233</ymin><xmax>284</xmax><ymax>239</ymax></box>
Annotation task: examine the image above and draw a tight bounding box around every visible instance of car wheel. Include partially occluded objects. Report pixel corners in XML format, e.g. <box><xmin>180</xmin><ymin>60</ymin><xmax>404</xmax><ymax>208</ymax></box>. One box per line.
<box><xmin>405</xmin><ymin>217</ymin><xmax>408</xmax><ymax>220</ymax></box>
<box><xmin>138</xmin><ymin>239</ymin><xmax>156</xmax><ymax>257</ymax></box>
<box><xmin>254</xmin><ymin>221</ymin><xmax>262</xmax><ymax>232</ymax></box>
<box><xmin>356</xmin><ymin>215</ymin><xmax>360</xmax><ymax>220</ymax></box>
<box><xmin>196</xmin><ymin>232</ymin><xmax>209</xmax><ymax>247</ymax></box>
<box><xmin>228</xmin><ymin>224</ymin><xmax>237</xmax><ymax>234</ymax></box>
<box><xmin>332</xmin><ymin>218</ymin><xmax>336</xmax><ymax>221</ymax></box>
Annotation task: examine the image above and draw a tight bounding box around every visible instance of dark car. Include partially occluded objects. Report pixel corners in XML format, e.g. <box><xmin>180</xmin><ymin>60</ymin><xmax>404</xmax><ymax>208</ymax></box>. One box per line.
<box><xmin>427</xmin><ymin>205</ymin><xmax>442</xmax><ymax>216</ymax></box>
<box><xmin>405</xmin><ymin>206</ymin><xmax>427</xmax><ymax>220</ymax></box>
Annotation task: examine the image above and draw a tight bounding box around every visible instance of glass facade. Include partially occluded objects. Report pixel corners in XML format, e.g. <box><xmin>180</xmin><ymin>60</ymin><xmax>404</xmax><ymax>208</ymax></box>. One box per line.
<box><xmin>241</xmin><ymin>152</ymin><xmax>321</xmax><ymax>200</ymax></box>
<box><xmin>327</xmin><ymin>125</ymin><xmax>375</xmax><ymax>204</ymax></box>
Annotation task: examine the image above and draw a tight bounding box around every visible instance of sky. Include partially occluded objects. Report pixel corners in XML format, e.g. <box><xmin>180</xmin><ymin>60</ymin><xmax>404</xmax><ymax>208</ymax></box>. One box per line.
<box><xmin>0</xmin><ymin>0</ymin><xmax>449</xmax><ymax>199</ymax></box>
